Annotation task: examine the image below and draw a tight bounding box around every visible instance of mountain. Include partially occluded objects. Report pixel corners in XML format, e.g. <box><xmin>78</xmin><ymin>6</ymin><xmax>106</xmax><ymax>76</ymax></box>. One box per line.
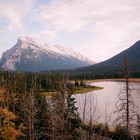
<box><xmin>0</xmin><ymin>36</ymin><xmax>93</xmax><ymax>72</ymax></box>
<box><xmin>77</xmin><ymin>41</ymin><xmax>140</xmax><ymax>75</ymax></box>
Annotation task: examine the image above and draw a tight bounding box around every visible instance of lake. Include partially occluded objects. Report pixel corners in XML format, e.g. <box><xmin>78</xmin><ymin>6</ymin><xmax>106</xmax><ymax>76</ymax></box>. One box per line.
<box><xmin>73</xmin><ymin>81</ymin><xmax>140</xmax><ymax>126</ymax></box>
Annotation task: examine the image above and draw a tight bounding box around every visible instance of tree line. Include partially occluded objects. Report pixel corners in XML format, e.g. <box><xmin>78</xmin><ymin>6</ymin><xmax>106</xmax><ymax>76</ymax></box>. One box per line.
<box><xmin>0</xmin><ymin>70</ymin><xmax>140</xmax><ymax>140</ymax></box>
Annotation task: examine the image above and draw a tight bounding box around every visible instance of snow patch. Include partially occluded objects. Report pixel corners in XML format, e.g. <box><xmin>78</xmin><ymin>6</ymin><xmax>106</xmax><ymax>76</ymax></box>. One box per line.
<box><xmin>0</xmin><ymin>36</ymin><xmax>94</xmax><ymax>70</ymax></box>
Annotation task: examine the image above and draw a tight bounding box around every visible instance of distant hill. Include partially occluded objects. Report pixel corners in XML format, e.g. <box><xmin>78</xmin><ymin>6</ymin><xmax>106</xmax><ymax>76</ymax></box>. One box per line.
<box><xmin>0</xmin><ymin>36</ymin><xmax>94</xmax><ymax>72</ymax></box>
<box><xmin>76</xmin><ymin>41</ymin><xmax>140</xmax><ymax>76</ymax></box>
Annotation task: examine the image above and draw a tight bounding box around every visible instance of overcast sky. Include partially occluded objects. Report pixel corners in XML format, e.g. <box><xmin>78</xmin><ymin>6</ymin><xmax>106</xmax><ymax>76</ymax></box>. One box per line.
<box><xmin>0</xmin><ymin>0</ymin><xmax>140</xmax><ymax>62</ymax></box>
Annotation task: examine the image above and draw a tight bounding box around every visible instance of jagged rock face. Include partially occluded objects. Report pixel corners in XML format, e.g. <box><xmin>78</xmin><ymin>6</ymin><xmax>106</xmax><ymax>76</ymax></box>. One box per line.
<box><xmin>0</xmin><ymin>36</ymin><xmax>93</xmax><ymax>72</ymax></box>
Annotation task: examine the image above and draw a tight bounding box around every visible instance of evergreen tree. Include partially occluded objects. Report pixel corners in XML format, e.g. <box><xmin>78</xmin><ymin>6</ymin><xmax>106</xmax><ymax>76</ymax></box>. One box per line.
<box><xmin>34</xmin><ymin>93</ymin><xmax>51</xmax><ymax>140</ymax></box>
<box><xmin>75</xmin><ymin>80</ymin><xmax>79</xmax><ymax>87</ymax></box>
<box><xmin>64</xmin><ymin>86</ymin><xmax>81</xmax><ymax>140</ymax></box>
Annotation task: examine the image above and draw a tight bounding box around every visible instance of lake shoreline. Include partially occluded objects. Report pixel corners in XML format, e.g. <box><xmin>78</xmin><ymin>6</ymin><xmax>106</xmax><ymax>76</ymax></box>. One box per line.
<box><xmin>75</xmin><ymin>85</ymin><xmax>103</xmax><ymax>94</ymax></box>
<box><xmin>85</xmin><ymin>78</ymin><xmax>140</xmax><ymax>84</ymax></box>
<box><xmin>74</xmin><ymin>81</ymin><xmax>140</xmax><ymax>129</ymax></box>
<box><xmin>42</xmin><ymin>78</ymin><xmax>140</xmax><ymax>96</ymax></box>
<box><xmin>42</xmin><ymin>85</ymin><xmax>103</xmax><ymax>96</ymax></box>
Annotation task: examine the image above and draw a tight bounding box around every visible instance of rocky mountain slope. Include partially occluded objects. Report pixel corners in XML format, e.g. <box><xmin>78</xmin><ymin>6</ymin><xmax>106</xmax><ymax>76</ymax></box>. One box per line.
<box><xmin>0</xmin><ymin>36</ymin><xmax>93</xmax><ymax>72</ymax></box>
<box><xmin>77</xmin><ymin>41</ymin><xmax>140</xmax><ymax>75</ymax></box>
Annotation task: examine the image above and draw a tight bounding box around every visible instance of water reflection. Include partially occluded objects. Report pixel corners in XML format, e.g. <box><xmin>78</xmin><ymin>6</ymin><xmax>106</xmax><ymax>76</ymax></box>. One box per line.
<box><xmin>73</xmin><ymin>81</ymin><xmax>140</xmax><ymax>126</ymax></box>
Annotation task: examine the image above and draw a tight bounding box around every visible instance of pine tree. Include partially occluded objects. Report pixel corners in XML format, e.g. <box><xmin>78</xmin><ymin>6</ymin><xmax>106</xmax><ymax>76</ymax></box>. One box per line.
<box><xmin>64</xmin><ymin>86</ymin><xmax>81</xmax><ymax>140</ymax></box>
<box><xmin>65</xmin><ymin>95</ymin><xmax>81</xmax><ymax>140</ymax></box>
<box><xmin>34</xmin><ymin>93</ymin><xmax>51</xmax><ymax>140</ymax></box>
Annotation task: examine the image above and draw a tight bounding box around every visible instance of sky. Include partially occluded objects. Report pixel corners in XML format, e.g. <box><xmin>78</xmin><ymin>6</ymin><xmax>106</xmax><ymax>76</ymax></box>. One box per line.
<box><xmin>0</xmin><ymin>0</ymin><xmax>140</xmax><ymax>62</ymax></box>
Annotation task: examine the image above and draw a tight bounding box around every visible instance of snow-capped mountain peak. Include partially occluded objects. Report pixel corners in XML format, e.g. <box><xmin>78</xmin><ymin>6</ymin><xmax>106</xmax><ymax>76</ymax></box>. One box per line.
<box><xmin>0</xmin><ymin>36</ymin><xmax>94</xmax><ymax>71</ymax></box>
<box><xmin>19</xmin><ymin>36</ymin><xmax>35</xmax><ymax>42</ymax></box>
<box><xmin>18</xmin><ymin>36</ymin><xmax>42</xmax><ymax>49</ymax></box>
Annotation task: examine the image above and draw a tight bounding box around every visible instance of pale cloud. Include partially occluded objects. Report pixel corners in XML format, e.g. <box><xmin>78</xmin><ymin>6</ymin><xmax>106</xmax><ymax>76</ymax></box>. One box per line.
<box><xmin>34</xmin><ymin>0</ymin><xmax>139</xmax><ymax>32</ymax></box>
<box><xmin>34</xmin><ymin>0</ymin><xmax>94</xmax><ymax>32</ymax></box>
<box><xmin>33</xmin><ymin>0</ymin><xmax>140</xmax><ymax>62</ymax></box>
<box><xmin>0</xmin><ymin>0</ymin><xmax>36</xmax><ymax>29</ymax></box>
<box><xmin>0</xmin><ymin>0</ymin><xmax>140</xmax><ymax>62</ymax></box>
<box><xmin>28</xmin><ymin>30</ymin><xmax>57</xmax><ymax>43</ymax></box>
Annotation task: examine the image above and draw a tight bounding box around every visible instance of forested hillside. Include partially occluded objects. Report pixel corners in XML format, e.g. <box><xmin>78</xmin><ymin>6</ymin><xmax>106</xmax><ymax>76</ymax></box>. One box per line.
<box><xmin>76</xmin><ymin>41</ymin><xmax>140</xmax><ymax>78</ymax></box>
<box><xmin>0</xmin><ymin>71</ymin><xmax>140</xmax><ymax>140</ymax></box>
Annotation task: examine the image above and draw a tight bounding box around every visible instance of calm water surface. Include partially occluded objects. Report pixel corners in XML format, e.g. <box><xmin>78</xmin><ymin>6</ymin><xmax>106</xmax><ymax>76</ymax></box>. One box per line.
<box><xmin>73</xmin><ymin>81</ymin><xmax>140</xmax><ymax>125</ymax></box>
